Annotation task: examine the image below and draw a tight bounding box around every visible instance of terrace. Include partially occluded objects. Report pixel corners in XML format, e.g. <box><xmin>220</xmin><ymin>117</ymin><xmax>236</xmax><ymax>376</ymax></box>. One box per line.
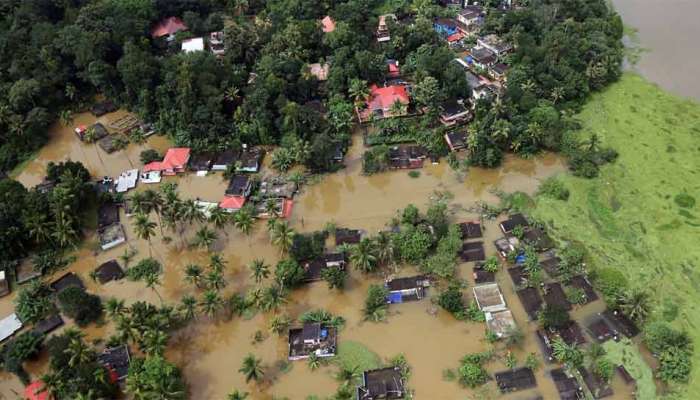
<box><xmin>473</xmin><ymin>283</ymin><xmax>507</xmax><ymax>313</ymax></box>
<box><xmin>485</xmin><ymin>309</ymin><xmax>517</xmax><ymax>338</ymax></box>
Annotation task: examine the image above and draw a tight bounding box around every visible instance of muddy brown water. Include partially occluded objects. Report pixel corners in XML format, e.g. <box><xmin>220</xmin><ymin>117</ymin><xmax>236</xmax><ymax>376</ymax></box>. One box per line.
<box><xmin>1</xmin><ymin>112</ymin><xmax>634</xmax><ymax>399</ymax></box>
<box><xmin>612</xmin><ymin>0</ymin><xmax>700</xmax><ymax>101</ymax></box>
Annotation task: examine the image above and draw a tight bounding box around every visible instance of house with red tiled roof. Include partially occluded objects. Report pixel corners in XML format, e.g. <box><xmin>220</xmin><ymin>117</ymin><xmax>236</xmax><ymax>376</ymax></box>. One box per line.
<box><xmin>321</xmin><ymin>16</ymin><xmax>336</xmax><ymax>33</ymax></box>
<box><xmin>357</xmin><ymin>84</ymin><xmax>410</xmax><ymax>122</ymax></box>
<box><xmin>143</xmin><ymin>148</ymin><xmax>191</xmax><ymax>176</ymax></box>
<box><xmin>386</xmin><ymin>60</ymin><xmax>400</xmax><ymax>78</ymax></box>
<box><xmin>151</xmin><ymin>17</ymin><xmax>188</xmax><ymax>41</ymax></box>
<box><xmin>219</xmin><ymin>196</ymin><xmax>246</xmax><ymax>212</ymax></box>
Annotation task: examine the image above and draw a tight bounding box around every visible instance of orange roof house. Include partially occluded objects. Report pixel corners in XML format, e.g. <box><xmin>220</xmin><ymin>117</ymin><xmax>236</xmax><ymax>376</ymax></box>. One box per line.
<box><xmin>151</xmin><ymin>17</ymin><xmax>188</xmax><ymax>40</ymax></box>
<box><xmin>357</xmin><ymin>84</ymin><xmax>410</xmax><ymax>122</ymax></box>
<box><xmin>321</xmin><ymin>16</ymin><xmax>336</xmax><ymax>33</ymax></box>
<box><xmin>25</xmin><ymin>381</ymin><xmax>51</xmax><ymax>400</ymax></box>
<box><xmin>143</xmin><ymin>148</ymin><xmax>191</xmax><ymax>175</ymax></box>
<box><xmin>219</xmin><ymin>196</ymin><xmax>246</xmax><ymax>212</ymax></box>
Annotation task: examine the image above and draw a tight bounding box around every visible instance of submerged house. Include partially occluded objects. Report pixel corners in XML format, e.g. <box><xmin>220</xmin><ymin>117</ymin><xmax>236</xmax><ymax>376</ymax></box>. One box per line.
<box><xmin>357</xmin><ymin>84</ymin><xmax>410</xmax><ymax>122</ymax></box>
<box><xmin>98</xmin><ymin>223</ymin><xmax>126</xmax><ymax>250</ymax></box>
<box><xmin>495</xmin><ymin>367</ymin><xmax>537</xmax><ymax>393</ymax></box>
<box><xmin>486</xmin><ymin>309</ymin><xmax>517</xmax><ymax>339</ymax></box>
<box><xmin>357</xmin><ymin>367</ymin><xmax>405</xmax><ymax>400</ymax></box>
<box><xmin>209</xmin><ymin>31</ymin><xmax>225</xmax><ymax>56</ymax></box>
<box><xmin>385</xmin><ymin>275</ymin><xmax>430</xmax><ymax>303</ymax></box>
<box><xmin>75</xmin><ymin>122</ymin><xmax>109</xmax><ymax>141</ymax></box>
<box><xmin>444</xmin><ymin>131</ymin><xmax>467</xmax><ymax>152</ymax></box>
<box><xmin>499</xmin><ymin>213</ymin><xmax>529</xmax><ymax>235</ymax></box>
<box><xmin>220</xmin><ymin>175</ymin><xmax>252</xmax><ymax>212</ymax></box>
<box><xmin>33</xmin><ymin>314</ymin><xmax>64</xmax><ymax>336</ymax></box>
<box><xmin>143</xmin><ymin>148</ymin><xmax>191</xmax><ymax>176</ymax></box>
<box><xmin>0</xmin><ymin>313</ymin><xmax>23</xmax><ymax>343</ymax></box>
<box><xmin>188</xmin><ymin>152</ymin><xmax>216</xmax><ymax>174</ymax></box>
<box><xmin>98</xmin><ymin>202</ymin><xmax>120</xmax><ymax>229</ymax></box>
<box><xmin>50</xmin><ymin>272</ymin><xmax>84</xmax><ymax>294</ymax></box>
<box><xmin>182</xmin><ymin>37</ymin><xmax>205</xmax><ymax>53</ymax></box>
<box><xmin>439</xmin><ymin>99</ymin><xmax>471</xmax><ymax>126</ymax></box>
<box><xmin>335</xmin><ymin>228</ymin><xmax>363</xmax><ymax>246</ymax></box>
<box><xmin>551</xmin><ymin>368</ymin><xmax>583</xmax><ymax>400</ymax></box>
<box><xmin>460</xmin><ymin>241</ymin><xmax>485</xmax><ymax>262</ymax></box>
<box><xmin>212</xmin><ymin>150</ymin><xmax>238</xmax><ymax>171</ymax></box>
<box><xmin>288</xmin><ymin>322</ymin><xmax>337</xmax><ymax>360</ymax></box>
<box><xmin>259</xmin><ymin>177</ymin><xmax>297</xmax><ymax>199</ymax></box>
<box><xmin>94</xmin><ymin>260</ymin><xmax>124</xmax><ymax>284</ymax></box>
<box><xmin>303</xmin><ymin>253</ymin><xmax>347</xmax><ymax>282</ymax></box>
<box><xmin>458</xmin><ymin>221</ymin><xmax>482</xmax><ymax>239</ymax></box>
<box><xmin>468</xmin><ymin>47</ymin><xmax>497</xmax><ymax>69</ymax></box>
<box><xmin>473</xmin><ymin>283</ymin><xmax>507</xmax><ymax>313</ymax></box>
<box><xmin>388</xmin><ymin>144</ymin><xmax>427</xmax><ymax>170</ymax></box>
<box><xmin>98</xmin><ymin>345</ymin><xmax>131</xmax><ymax>382</ymax></box>
<box><xmin>238</xmin><ymin>149</ymin><xmax>264</xmax><ymax>173</ymax></box>
<box><xmin>516</xmin><ymin>287</ymin><xmax>543</xmax><ymax>320</ymax></box>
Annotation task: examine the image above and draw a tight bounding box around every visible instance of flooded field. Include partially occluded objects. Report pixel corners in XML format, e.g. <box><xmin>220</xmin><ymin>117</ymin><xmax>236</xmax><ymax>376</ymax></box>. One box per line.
<box><xmin>1</xmin><ymin>111</ymin><xmax>636</xmax><ymax>399</ymax></box>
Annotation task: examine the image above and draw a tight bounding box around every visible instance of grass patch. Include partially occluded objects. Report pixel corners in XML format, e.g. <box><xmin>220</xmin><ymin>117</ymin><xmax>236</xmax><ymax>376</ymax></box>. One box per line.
<box><xmin>335</xmin><ymin>341</ymin><xmax>381</xmax><ymax>372</ymax></box>
<box><xmin>603</xmin><ymin>339</ymin><xmax>656</xmax><ymax>400</ymax></box>
<box><xmin>531</xmin><ymin>73</ymin><xmax>700</xmax><ymax>398</ymax></box>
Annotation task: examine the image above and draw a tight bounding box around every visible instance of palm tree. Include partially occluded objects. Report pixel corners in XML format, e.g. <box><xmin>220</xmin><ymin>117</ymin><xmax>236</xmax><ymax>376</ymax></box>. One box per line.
<box><xmin>388</xmin><ymin>99</ymin><xmax>407</xmax><ymax>117</ymax></box>
<box><xmin>335</xmin><ymin>365</ymin><xmax>360</xmax><ymax>388</ymax></box>
<box><xmin>249</xmin><ymin>259</ymin><xmax>270</xmax><ymax>283</ymax></box>
<box><xmin>270</xmin><ymin>221</ymin><xmax>294</xmax><ymax>254</ymax></box>
<box><xmin>348</xmin><ymin>78</ymin><xmax>370</xmax><ymax>106</ymax></box>
<box><xmin>119</xmin><ymin>248</ymin><xmax>137</xmax><ymax>269</ymax></box>
<box><xmin>145</xmin><ymin>272</ymin><xmax>163</xmax><ymax>303</ymax></box>
<box><xmin>65</xmin><ymin>331</ymin><xmax>91</xmax><ymax>367</ymax></box>
<box><xmin>134</xmin><ymin>213</ymin><xmax>157</xmax><ymax>256</ymax></box>
<box><xmin>350</xmin><ymin>238</ymin><xmax>378</xmax><ymax>273</ymax></box>
<box><xmin>24</xmin><ymin>213</ymin><xmax>52</xmax><ymax>245</ymax></box>
<box><xmin>105</xmin><ymin>298</ymin><xmax>126</xmax><ymax>320</ymax></box>
<box><xmin>234</xmin><ymin>207</ymin><xmax>254</xmax><ymax>238</ymax></box>
<box><xmin>129</xmin><ymin>192</ymin><xmax>149</xmax><ymax>215</ymax></box>
<box><xmin>200</xmin><ymin>290</ymin><xmax>223</xmax><ymax>318</ymax></box>
<box><xmin>59</xmin><ymin>110</ymin><xmax>73</xmax><ymax>127</ymax></box>
<box><xmin>180</xmin><ymin>199</ymin><xmax>204</xmax><ymax>227</ymax></box>
<box><xmin>180</xmin><ymin>295</ymin><xmax>197</xmax><ymax>320</ymax></box>
<box><xmin>550</xmin><ymin>86</ymin><xmax>565</xmax><ymax>105</ymax></box>
<box><xmin>142</xmin><ymin>328</ymin><xmax>167</xmax><ymax>356</ymax></box>
<box><xmin>184</xmin><ymin>264</ymin><xmax>204</xmax><ymax>288</ymax></box>
<box><xmin>264</xmin><ymin>199</ymin><xmax>279</xmax><ymax>219</ymax></box>
<box><xmin>227</xmin><ymin>390</ymin><xmax>249</xmax><ymax>400</ymax></box>
<box><xmin>552</xmin><ymin>337</ymin><xmax>583</xmax><ymax>368</ymax></box>
<box><xmin>209</xmin><ymin>206</ymin><xmax>230</xmax><ymax>235</ymax></box>
<box><xmin>142</xmin><ymin>189</ymin><xmax>164</xmax><ymax>234</ymax></box>
<box><xmin>206</xmin><ymin>270</ymin><xmax>226</xmax><ymax>291</ymax></box>
<box><xmin>52</xmin><ymin>211</ymin><xmax>78</xmax><ymax>248</ymax></box>
<box><xmin>192</xmin><ymin>226</ymin><xmax>218</xmax><ymax>251</ymax></box>
<box><xmin>209</xmin><ymin>254</ymin><xmax>227</xmax><ymax>273</ymax></box>
<box><xmin>260</xmin><ymin>284</ymin><xmax>286</xmax><ymax>311</ymax></box>
<box><xmin>374</xmin><ymin>232</ymin><xmax>395</xmax><ymax>267</ymax></box>
<box><xmin>239</xmin><ymin>354</ymin><xmax>264</xmax><ymax>383</ymax></box>
<box><xmin>617</xmin><ymin>289</ymin><xmax>651</xmax><ymax>324</ymax></box>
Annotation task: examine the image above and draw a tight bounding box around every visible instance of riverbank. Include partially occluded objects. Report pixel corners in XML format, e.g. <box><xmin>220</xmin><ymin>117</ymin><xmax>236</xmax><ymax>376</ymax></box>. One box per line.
<box><xmin>532</xmin><ymin>73</ymin><xmax>700</xmax><ymax>398</ymax></box>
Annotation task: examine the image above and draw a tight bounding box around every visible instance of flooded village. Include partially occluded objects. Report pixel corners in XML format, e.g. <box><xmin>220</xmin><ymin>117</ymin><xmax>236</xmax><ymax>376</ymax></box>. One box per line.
<box><xmin>0</xmin><ymin>105</ymin><xmax>646</xmax><ymax>400</ymax></box>
<box><xmin>0</xmin><ymin>0</ymin><xmax>684</xmax><ymax>399</ymax></box>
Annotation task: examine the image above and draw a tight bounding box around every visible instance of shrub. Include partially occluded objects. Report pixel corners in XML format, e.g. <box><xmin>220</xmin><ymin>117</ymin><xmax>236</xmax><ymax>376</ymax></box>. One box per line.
<box><xmin>14</xmin><ymin>281</ymin><xmax>55</xmax><ymax>324</ymax></box>
<box><xmin>320</xmin><ymin>266</ymin><xmax>347</xmax><ymax>290</ymax></box>
<box><xmin>401</xmin><ymin>204</ymin><xmax>420</xmax><ymax>225</ymax></box>
<box><xmin>482</xmin><ymin>256</ymin><xmax>500</xmax><ymax>273</ymax></box>
<box><xmin>674</xmin><ymin>193</ymin><xmax>696</xmax><ymax>209</ymax></box>
<box><xmin>290</xmin><ymin>231</ymin><xmax>326</xmax><ymax>262</ymax></box>
<box><xmin>408</xmin><ymin>170</ymin><xmax>420</xmax><ymax>178</ymax></box>
<box><xmin>437</xmin><ymin>282</ymin><xmax>464</xmax><ymax>316</ymax></box>
<box><xmin>537</xmin><ymin>177</ymin><xmax>570</xmax><ymax>201</ymax></box>
<box><xmin>363</xmin><ymin>285</ymin><xmax>389</xmax><ymax>322</ymax></box>
<box><xmin>658</xmin><ymin>347</ymin><xmax>692</xmax><ymax>383</ymax></box>
<box><xmin>538</xmin><ymin>304</ymin><xmax>570</xmax><ymax>330</ymax></box>
<box><xmin>466</xmin><ymin>300</ymin><xmax>485</xmax><ymax>322</ymax></box>
<box><xmin>457</xmin><ymin>353</ymin><xmax>491</xmax><ymax>388</ymax></box>
<box><xmin>642</xmin><ymin>322</ymin><xmax>692</xmax><ymax>355</ymax></box>
<box><xmin>57</xmin><ymin>286</ymin><xmax>103</xmax><ymax>326</ymax></box>
<box><xmin>396</xmin><ymin>226</ymin><xmax>433</xmax><ymax>264</ymax></box>
<box><xmin>565</xmin><ymin>287</ymin><xmax>587</xmax><ymax>305</ymax></box>
<box><xmin>0</xmin><ymin>331</ymin><xmax>44</xmax><ymax>383</ymax></box>
<box><xmin>139</xmin><ymin>149</ymin><xmax>161</xmax><ymax>164</ymax></box>
<box><xmin>274</xmin><ymin>259</ymin><xmax>305</xmax><ymax>288</ymax></box>
<box><xmin>126</xmin><ymin>258</ymin><xmax>162</xmax><ymax>281</ymax></box>
<box><xmin>362</xmin><ymin>145</ymin><xmax>390</xmax><ymax>174</ymax></box>
<box><xmin>592</xmin><ymin>266</ymin><xmax>628</xmax><ymax>303</ymax></box>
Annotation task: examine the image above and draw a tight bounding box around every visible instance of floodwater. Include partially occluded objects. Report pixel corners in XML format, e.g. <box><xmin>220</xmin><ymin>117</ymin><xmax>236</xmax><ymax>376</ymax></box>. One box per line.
<box><xmin>612</xmin><ymin>0</ymin><xmax>700</xmax><ymax>101</ymax></box>
<box><xmin>1</xmin><ymin>111</ymin><xmax>635</xmax><ymax>399</ymax></box>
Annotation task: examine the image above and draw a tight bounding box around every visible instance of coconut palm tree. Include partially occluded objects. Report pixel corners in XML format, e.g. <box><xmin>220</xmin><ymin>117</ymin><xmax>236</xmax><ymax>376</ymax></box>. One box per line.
<box><xmin>180</xmin><ymin>199</ymin><xmax>204</xmax><ymax>227</ymax></box>
<box><xmin>66</xmin><ymin>331</ymin><xmax>91</xmax><ymax>367</ymax></box>
<box><xmin>129</xmin><ymin>191</ymin><xmax>149</xmax><ymax>215</ymax></box>
<box><xmin>145</xmin><ymin>272</ymin><xmax>163</xmax><ymax>303</ymax></box>
<box><xmin>552</xmin><ymin>337</ymin><xmax>583</xmax><ymax>368</ymax></box>
<box><xmin>335</xmin><ymin>365</ymin><xmax>360</xmax><ymax>388</ymax></box>
<box><xmin>105</xmin><ymin>298</ymin><xmax>126</xmax><ymax>320</ymax></box>
<box><xmin>227</xmin><ymin>390</ymin><xmax>249</xmax><ymax>400</ymax></box>
<box><xmin>350</xmin><ymin>238</ymin><xmax>378</xmax><ymax>273</ymax></box>
<box><xmin>209</xmin><ymin>254</ymin><xmax>227</xmax><ymax>274</ymax></box>
<box><xmin>374</xmin><ymin>232</ymin><xmax>395</xmax><ymax>267</ymax></box>
<box><xmin>264</xmin><ymin>198</ymin><xmax>279</xmax><ymax>219</ymax></box>
<box><xmin>192</xmin><ymin>226</ymin><xmax>218</xmax><ymax>251</ymax></box>
<box><xmin>200</xmin><ymin>290</ymin><xmax>223</xmax><ymax>318</ymax></box>
<box><xmin>388</xmin><ymin>99</ymin><xmax>407</xmax><ymax>117</ymax></box>
<box><xmin>234</xmin><ymin>206</ymin><xmax>254</xmax><ymax>237</ymax></box>
<box><xmin>142</xmin><ymin>328</ymin><xmax>167</xmax><ymax>356</ymax></box>
<box><xmin>184</xmin><ymin>264</ymin><xmax>204</xmax><ymax>289</ymax></box>
<box><xmin>617</xmin><ymin>288</ymin><xmax>651</xmax><ymax>324</ymax></box>
<box><xmin>249</xmin><ymin>259</ymin><xmax>270</xmax><ymax>283</ymax></box>
<box><xmin>260</xmin><ymin>284</ymin><xmax>286</xmax><ymax>311</ymax></box>
<box><xmin>206</xmin><ymin>270</ymin><xmax>226</xmax><ymax>291</ymax></box>
<box><xmin>239</xmin><ymin>354</ymin><xmax>264</xmax><ymax>383</ymax></box>
<box><xmin>24</xmin><ymin>212</ymin><xmax>53</xmax><ymax>245</ymax></box>
<box><xmin>348</xmin><ymin>79</ymin><xmax>370</xmax><ymax>107</ymax></box>
<box><xmin>59</xmin><ymin>110</ymin><xmax>73</xmax><ymax>127</ymax></box>
<box><xmin>209</xmin><ymin>206</ymin><xmax>230</xmax><ymax>235</ymax></box>
<box><xmin>180</xmin><ymin>295</ymin><xmax>197</xmax><ymax>320</ymax></box>
<box><xmin>270</xmin><ymin>221</ymin><xmax>294</xmax><ymax>254</ymax></box>
<box><xmin>134</xmin><ymin>213</ymin><xmax>157</xmax><ymax>256</ymax></box>
<box><xmin>52</xmin><ymin>212</ymin><xmax>78</xmax><ymax>248</ymax></box>
<box><xmin>142</xmin><ymin>189</ymin><xmax>164</xmax><ymax>234</ymax></box>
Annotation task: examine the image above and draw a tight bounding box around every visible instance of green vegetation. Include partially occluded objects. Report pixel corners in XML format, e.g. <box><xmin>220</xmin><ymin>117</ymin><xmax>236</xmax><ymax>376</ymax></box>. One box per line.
<box><xmin>127</xmin><ymin>355</ymin><xmax>186</xmax><ymax>400</ymax></box>
<box><xmin>363</xmin><ymin>284</ymin><xmax>389</xmax><ymax>322</ymax></box>
<box><xmin>531</xmin><ymin>74</ymin><xmax>700</xmax><ymax>395</ymax></box>
<box><xmin>603</xmin><ymin>340</ymin><xmax>655</xmax><ymax>400</ymax></box>
<box><xmin>335</xmin><ymin>341</ymin><xmax>381</xmax><ymax>373</ymax></box>
<box><xmin>14</xmin><ymin>280</ymin><xmax>55</xmax><ymax>324</ymax></box>
<box><xmin>0</xmin><ymin>331</ymin><xmax>44</xmax><ymax>383</ymax></box>
<box><xmin>57</xmin><ymin>286</ymin><xmax>103</xmax><ymax>327</ymax></box>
